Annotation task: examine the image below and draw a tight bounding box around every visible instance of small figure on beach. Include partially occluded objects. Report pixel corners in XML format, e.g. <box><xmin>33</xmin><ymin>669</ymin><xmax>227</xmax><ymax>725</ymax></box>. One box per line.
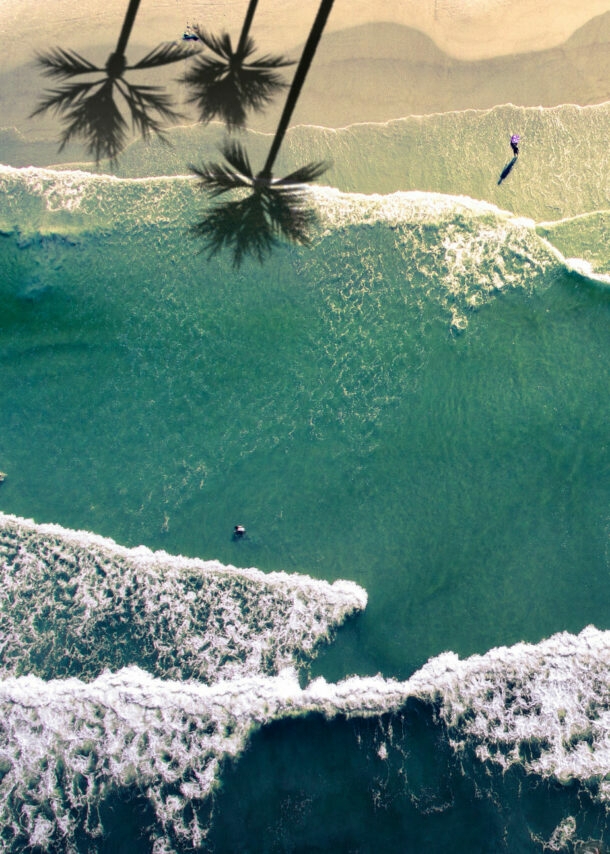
<box><xmin>233</xmin><ymin>524</ymin><xmax>246</xmax><ymax>540</ymax></box>
<box><xmin>510</xmin><ymin>134</ymin><xmax>520</xmax><ymax>156</ymax></box>
<box><xmin>182</xmin><ymin>22</ymin><xmax>199</xmax><ymax>41</ymax></box>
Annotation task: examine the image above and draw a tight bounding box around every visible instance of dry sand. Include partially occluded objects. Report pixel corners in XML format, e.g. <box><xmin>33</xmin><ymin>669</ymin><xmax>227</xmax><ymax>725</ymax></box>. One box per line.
<box><xmin>2</xmin><ymin>0</ymin><xmax>610</xmax><ymax>67</ymax></box>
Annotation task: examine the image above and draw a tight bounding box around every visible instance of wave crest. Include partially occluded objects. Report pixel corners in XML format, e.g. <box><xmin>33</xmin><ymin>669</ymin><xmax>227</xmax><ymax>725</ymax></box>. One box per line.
<box><xmin>0</xmin><ymin>513</ymin><xmax>366</xmax><ymax>684</ymax></box>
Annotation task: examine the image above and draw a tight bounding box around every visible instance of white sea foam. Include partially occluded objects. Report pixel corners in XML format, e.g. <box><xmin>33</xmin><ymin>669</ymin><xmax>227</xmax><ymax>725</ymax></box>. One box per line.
<box><xmin>312</xmin><ymin>185</ymin><xmax>523</xmax><ymax>228</ymax></box>
<box><xmin>0</xmin><ymin>164</ymin><xmax>196</xmax><ymax>233</ymax></box>
<box><xmin>0</xmin><ymin>512</ymin><xmax>366</xmax><ymax>684</ymax></box>
<box><xmin>309</xmin><ymin>187</ymin><xmax>564</xmax><ymax>328</ymax></box>
<box><xmin>308</xmin><ymin>186</ymin><xmax>560</xmax><ymax>329</ymax></box>
<box><xmin>2</xmin><ymin>625</ymin><xmax>610</xmax><ymax>849</ymax></box>
<box><xmin>1</xmin><ymin>163</ymin><xmax>523</xmax><ymax>224</ymax></box>
<box><xmin>0</xmin><ymin>164</ymin><xmax>125</xmax><ymax>214</ymax></box>
<box><xmin>1</xmin><ymin>165</ymin><xmax>605</xmax><ymax>325</ymax></box>
<box><xmin>0</xmin><ymin>666</ymin><xmax>285</xmax><ymax>849</ymax></box>
<box><xmin>564</xmin><ymin>258</ymin><xmax>610</xmax><ymax>286</ymax></box>
<box><xmin>0</xmin><ymin>666</ymin><xmax>414</xmax><ymax>849</ymax></box>
<box><xmin>2</xmin><ymin>513</ymin><xmax>610</xmax><ymax>829</ymax></box>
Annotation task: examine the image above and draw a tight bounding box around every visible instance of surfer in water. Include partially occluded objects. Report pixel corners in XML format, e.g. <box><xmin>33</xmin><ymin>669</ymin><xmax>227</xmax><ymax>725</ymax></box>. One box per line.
<box><xmin>510</xmin><ymin>134</ymin><xmax>520</xmax><ymax>156</ymax></box>
<box><xmin>233</xmin><ymin>524</ymin><xmax>246</xmax><ymax>540</ymax></box>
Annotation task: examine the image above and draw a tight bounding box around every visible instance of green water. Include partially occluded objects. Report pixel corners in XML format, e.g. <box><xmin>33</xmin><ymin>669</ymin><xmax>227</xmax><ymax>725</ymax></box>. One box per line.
<box><xmin>207</xmin><ymin>710</ymin><xmax>609</xmax><ymax>853</ymax></box>
<box><xmin>2</xmin><ymin>205</ymin><xmax>609</xmax><ymax>686</ymax></box>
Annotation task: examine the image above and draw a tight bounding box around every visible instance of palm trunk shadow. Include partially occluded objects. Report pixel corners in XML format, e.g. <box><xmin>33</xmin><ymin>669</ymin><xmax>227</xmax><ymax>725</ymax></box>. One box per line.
<box><xmin>498</xmin><ymin>156</ymin><xmax>518</xmax><ymax>185</ymax></box>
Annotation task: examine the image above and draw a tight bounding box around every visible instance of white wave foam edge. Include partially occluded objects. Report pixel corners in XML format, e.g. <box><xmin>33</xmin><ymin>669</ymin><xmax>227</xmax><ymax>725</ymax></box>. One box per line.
<box><xmin>564</xmin><ymin>257</ymin><xmax>610</xmax><ymax>285</ymax></box>
<box><xmin>2</xmin><ymin>625</ymin><xmax>610</xmax><ymax>849</ymax></box>
<box><xmin>0</xmin><ymin>511</ymin><xmax>365</xmax><ymax>601</ymax></box>
<box><xmin>1</xmin><ymin>167</ymin><xmax>562</xmax><ymax>314</ymax></box>
<box><xmin>1</xmin><ymin>163</ymin><xmax>530</xmax><ymax>219</ymax></box>
<box><xmin>0</xmin><ymin>512</ymin><xmax>367</xmax><ymax>685</ymax></box>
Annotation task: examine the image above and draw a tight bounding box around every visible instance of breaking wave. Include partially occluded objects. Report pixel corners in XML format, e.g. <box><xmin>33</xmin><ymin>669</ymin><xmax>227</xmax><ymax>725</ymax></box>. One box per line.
<box><xmin>2</xmin><ymin>605</ymin><xmax>610</xmax><ymax>849</ymax></box>
<box><xmin>0</xmin><ymin>512</ymin><xmax>366</xmax><ymax>683</ymax></box>
<box><xmin>0</xmin><ymin>163</ymin><xmax>582</xmax><ymax>332</ymax></box>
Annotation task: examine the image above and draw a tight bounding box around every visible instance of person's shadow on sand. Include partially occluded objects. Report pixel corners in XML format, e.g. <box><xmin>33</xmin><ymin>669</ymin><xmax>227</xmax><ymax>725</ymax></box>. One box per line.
<box><xmin>498</xmin><ymin>156</ymin><xmax>518</xmax><ymax>185</ymax></box>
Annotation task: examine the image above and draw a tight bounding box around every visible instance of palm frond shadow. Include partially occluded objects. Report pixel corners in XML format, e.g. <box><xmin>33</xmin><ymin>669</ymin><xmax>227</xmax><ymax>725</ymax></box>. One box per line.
<box><xmin>183</xmin><ymin>28</ymin><xmax>294</xmax><ymax>130</ymax></box>
<box><xmin>190</xmin><ymin>0</ymin><xmax>335</xmax><ymax>266</ymax></box>
<box><xmin>190</xmin><ymin>140</ymin><xmax>328</xmax><ymax>267</ymax></box>
<box><xmin>31</xmin><ymin>42</ymin><xmax>197</xmax><ymax>163</ymax></box>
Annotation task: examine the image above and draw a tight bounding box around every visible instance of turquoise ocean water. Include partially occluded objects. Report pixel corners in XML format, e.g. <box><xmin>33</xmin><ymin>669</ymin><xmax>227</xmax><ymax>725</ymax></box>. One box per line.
<box><xmin>1</xmin><ymin>100</ymin><xmax>610</xmax><ymax>851</ymax></box>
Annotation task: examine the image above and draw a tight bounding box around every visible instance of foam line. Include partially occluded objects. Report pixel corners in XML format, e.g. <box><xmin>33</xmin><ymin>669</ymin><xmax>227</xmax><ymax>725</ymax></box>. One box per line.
<box><xmin>0</xmin><ymin>512</ymin><xmax>367</xmax><ymax>684</ymax></box>
<box><xmin>1</xmin><ymin>165</ymin><xmax>606</xmax><ymax>324</ymax></box>
<box><xmin>2</xmin><ymin>625</ymin><xmax>610</xmax><ymax>849</ymax></box>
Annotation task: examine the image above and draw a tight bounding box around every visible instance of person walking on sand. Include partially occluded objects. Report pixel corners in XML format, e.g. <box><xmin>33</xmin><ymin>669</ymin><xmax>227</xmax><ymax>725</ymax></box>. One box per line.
<box><xmin>510</xmin><ymin>134</ymin><xmax>520</xmax><ymax>156</ymax></box>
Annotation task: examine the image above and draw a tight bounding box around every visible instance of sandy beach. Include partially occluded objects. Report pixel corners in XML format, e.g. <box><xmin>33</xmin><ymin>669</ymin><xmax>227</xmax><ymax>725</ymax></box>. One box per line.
<box><xmin>0</xmin><ymin>0</ymin><xmax>609</xmax><ymax>157</ymax></box>
<box><xmin>2</xmin><ymin>0</ymin><xmax>610</xmax><ymax>66</ymax></box>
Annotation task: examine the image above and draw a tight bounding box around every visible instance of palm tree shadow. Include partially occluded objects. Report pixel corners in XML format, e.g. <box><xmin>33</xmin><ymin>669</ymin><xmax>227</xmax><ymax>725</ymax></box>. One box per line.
<box><xmin>183</xmin><ymin>0</ymin><xmax>294</xmax><ymax>130</ymax></box>
<box><xmin>190</xmin><ymin>0</ymin><xmax>335</xmax><ymax>266</ymax></box>
<box><xmin>497</xmin><ymin>156</ymin><xmax>518</xmax><ymax>185</ymax></box>
<box><xmin>190</xmin><ymin>140</ymin><xmax>326</xmax><ymax>267</ymax></box>
<box><xmin>30</xmin><ymin>0</ymin><xmax>197</xmax><ymax>164</ymax></box>
<box><xmin>183</xmin><ymin>27</ymin><xmax>294</xmax><ymax>131</ymax></box>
